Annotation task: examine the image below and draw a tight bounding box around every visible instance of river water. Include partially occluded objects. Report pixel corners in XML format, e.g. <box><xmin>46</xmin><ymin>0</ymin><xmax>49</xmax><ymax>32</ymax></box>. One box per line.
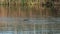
<box><xmin>0</xmin><ymin>5</ymin><xmax>60</xmax><ymax>34</ymax></box>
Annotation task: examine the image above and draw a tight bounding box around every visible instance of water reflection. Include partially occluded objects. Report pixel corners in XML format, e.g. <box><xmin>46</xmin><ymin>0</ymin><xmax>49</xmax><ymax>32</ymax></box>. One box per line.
<box><xmin>0</xmin><ymin>4</ymin><xmax>43</xmax><ymax>18</ymax></box>
<box><xmin>0</xmin><ymin>2</ymin><xmax>60</xmax><ymax>34</ymax></box>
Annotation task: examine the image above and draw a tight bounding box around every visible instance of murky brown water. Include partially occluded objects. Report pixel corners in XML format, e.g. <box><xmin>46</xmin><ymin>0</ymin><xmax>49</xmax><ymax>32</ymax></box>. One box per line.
<box><xmin>0</xmin><ymin>0</ymin><xmax>60</xmax><ymax>34</ymax></box>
